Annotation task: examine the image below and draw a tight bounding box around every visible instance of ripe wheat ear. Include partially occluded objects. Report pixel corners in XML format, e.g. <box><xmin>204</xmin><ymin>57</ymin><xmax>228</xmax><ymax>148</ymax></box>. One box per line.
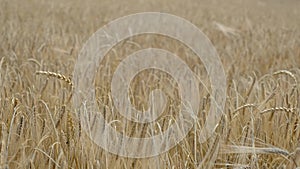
<box><xmin>35</xmin><ymin>70</ymin><xmax>73</xmax><ymax>88</ymax></box>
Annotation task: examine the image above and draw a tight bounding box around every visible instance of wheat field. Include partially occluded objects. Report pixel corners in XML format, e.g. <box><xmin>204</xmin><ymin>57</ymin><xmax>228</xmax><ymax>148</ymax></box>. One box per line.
<box><xmin>1</xmin><ymin>0</ymin><xmax>300</xmax><ymax>168</ymax></box>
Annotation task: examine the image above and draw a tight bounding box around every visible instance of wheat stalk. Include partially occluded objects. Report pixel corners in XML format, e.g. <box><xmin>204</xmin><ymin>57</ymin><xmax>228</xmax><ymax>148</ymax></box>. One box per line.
<box><xmin>35</xmin><ymin>71</ymin><xmax>73</xmax><ymax>88</ymax></box>
<box><xmin>273</xmin><ymin>70</ymin><xmax>298</xmax><ymax>86</ymax></box>
<box><xmin>260</xmin><ymin>107</ymin><xmax>296</xmax><ymax>114</ymax></box>
<box><xmin>221</xmin><ymin>145</ymin><xmax>290</xmax><ymax>156</ymax></box>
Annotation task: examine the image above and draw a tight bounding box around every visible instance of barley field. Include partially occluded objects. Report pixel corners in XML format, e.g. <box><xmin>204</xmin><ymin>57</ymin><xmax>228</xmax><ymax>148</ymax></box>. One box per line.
<box><xmin>1</xmin><ymin>0</ymin><xmax>300</xmax><ymax>168</ymax></box>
